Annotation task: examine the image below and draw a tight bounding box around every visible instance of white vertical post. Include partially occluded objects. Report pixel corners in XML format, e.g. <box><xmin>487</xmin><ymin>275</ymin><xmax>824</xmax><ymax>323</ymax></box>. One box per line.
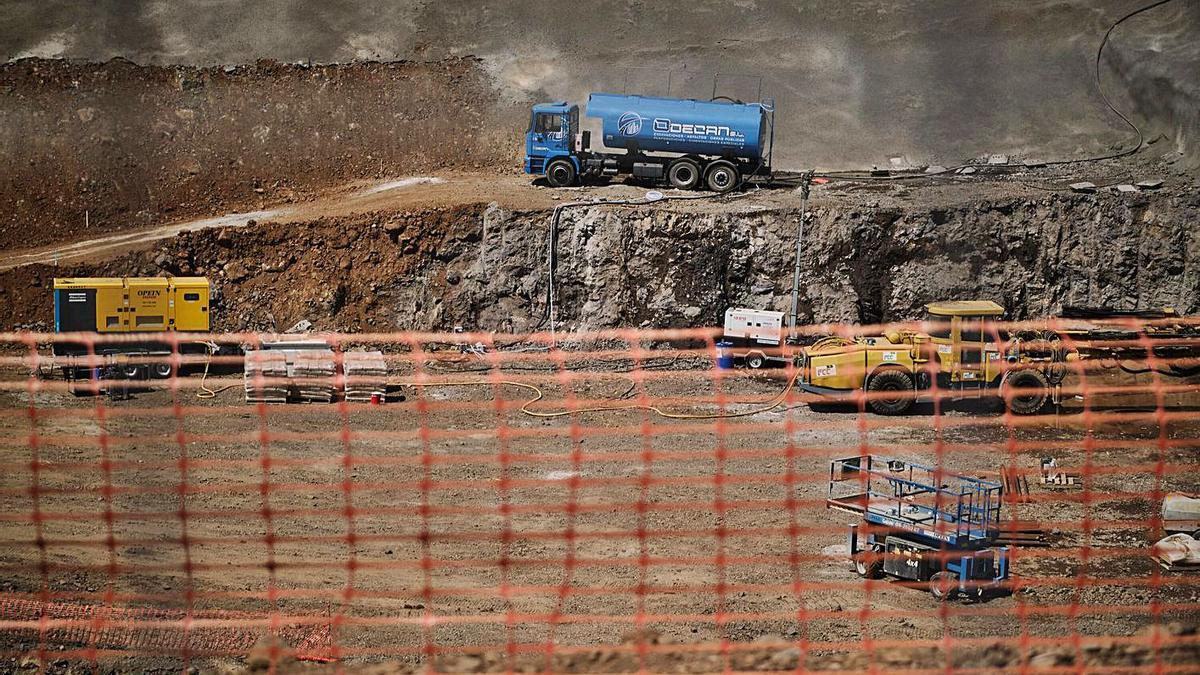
<box><xmin>789</xmin><ymin>172</ymin><xmax>813</xmax><ymax>332</ymax></box>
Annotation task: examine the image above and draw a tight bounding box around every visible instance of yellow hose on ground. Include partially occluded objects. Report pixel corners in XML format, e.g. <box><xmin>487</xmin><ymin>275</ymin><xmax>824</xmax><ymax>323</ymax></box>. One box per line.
<box><xmin>189</xmin><ymin>342</ymin><xmax>802</xmax><ymax>417</ymax></box>
<box><xmin>405</xmin><ymin>370</ymin><xmax>802</xmax><ymax>420</ymax></box>
<box><xmin>195</xmin><ymin>342</ymin><xmax>237</xmax><ymax>399</ymax></box>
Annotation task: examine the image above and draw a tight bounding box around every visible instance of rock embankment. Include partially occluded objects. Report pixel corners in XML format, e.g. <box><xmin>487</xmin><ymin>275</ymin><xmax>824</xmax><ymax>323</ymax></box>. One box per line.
<box><xmin>4</xmin><ymin>187</ymin><xmax>1197</xmax><ymax>332</ymax></box>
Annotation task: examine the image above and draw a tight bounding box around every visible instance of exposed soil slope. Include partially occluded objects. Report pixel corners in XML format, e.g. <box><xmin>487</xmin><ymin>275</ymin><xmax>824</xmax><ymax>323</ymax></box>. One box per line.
<box><xmin>0</xmin><ymin>58</ymin><xmax>521</xmax><ymax>251</ymax></box>
<box><xmin>6</xmin><ymin>1</ymin><xmax>1198</xmax><ymax>171</ymax></box>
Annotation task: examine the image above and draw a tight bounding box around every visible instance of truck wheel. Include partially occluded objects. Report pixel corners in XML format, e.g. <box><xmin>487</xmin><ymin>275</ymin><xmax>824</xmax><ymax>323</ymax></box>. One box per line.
<box><xmin>866</xmin><ymin>369</ymin><xmax>914</xmax><ymax>415</ymax></box>
<box><xmin>545</xmin><ymin>159</ymin><xmax>577</xmax><ymax>188</ymax></box>
<box><xmin>119</xmin><ymin>364</ymin><xmax>143</xmax><ymax>379</ymax></box>
<box><xmin>705</xmin><ymin>161</ymin><xmax>740</xmax><ymax>193</ymax></box>
<box><xmin>151</xmin><ymin>362</ymin><xmax>174</xmax><ymax>379</ymax></box>
<box><xmin>929</xmin><ymin>571</ymin><xmax>959</xmax><ymax>600</ymax></box>
<box><xmin>746</xmin><ymin>353</ymin><xmax>766</xmax><ymax>369</ymax></box>
<box><xmin>1004</xmin><ymin>368</ymin><xmax>1050</xmax><ymax>415</ymax></box>
<box><xmin>668</xmin><ymin>159</ymin><xmax>702</xmax><ymax>190</ymax></box>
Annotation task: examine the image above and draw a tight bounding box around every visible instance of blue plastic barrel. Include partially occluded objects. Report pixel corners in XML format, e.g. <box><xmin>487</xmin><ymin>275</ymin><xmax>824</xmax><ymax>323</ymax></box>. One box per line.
<box><xmin>715</xmin><ymin>341</ymin><xmax>735</xmax><ymax>370</ymax></box>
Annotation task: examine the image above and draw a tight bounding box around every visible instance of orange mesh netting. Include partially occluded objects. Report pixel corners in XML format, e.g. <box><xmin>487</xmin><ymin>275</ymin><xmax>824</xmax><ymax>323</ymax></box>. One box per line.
<box><xmin>0</xmin><ymin>320</ymin><xmax>1198</xmax><ymax>672</ymax></box>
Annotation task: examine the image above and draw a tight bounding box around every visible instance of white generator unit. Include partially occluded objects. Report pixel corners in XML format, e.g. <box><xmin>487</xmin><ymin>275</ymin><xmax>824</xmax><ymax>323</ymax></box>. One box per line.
<box><xmin>722</xmin><ymin>308</ymin><xmax>786</xmax><ymax>368</ymax></box>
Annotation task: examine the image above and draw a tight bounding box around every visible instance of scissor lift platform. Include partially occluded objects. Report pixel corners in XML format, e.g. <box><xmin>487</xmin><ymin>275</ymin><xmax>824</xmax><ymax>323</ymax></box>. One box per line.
<box><xmin>828</xmin><ymin>455</ymin><xmax>1009</xmax><ymax>599</ymax></box>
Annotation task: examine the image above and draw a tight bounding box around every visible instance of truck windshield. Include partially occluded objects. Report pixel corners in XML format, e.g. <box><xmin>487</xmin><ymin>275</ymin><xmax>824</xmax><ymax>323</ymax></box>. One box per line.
<box><xmin>535</xmin><ymin>113</ymin><xmax>564</xmax><ymax>135</ymax></box>
<box><xmin>961</xmin><ymin>317</ymin><xmax>1007</xmax><ymax>342</ymax></box>
<box><xmin>928</xmin><ymin>320</ymin><xmax>951</xmax><ymax>339</ymax></box>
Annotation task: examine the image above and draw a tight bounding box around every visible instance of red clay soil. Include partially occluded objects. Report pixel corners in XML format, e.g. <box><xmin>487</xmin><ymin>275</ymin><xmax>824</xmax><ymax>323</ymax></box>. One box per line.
<box><xmin>0</xmin><ymin>206</ymin><xmax>488</xmax><ymax>333</ymax></box>
<box><xmin>0</xmin><ymin>58</ymin><xmax>522</xmax><ymax>251</ymax></box>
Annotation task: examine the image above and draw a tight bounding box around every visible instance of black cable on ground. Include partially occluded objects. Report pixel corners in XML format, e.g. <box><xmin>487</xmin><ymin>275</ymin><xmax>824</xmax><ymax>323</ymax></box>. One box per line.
<box><xmin>1039</xmin><ymin>0</ymin><xmax>1180</xmax><ymax>167</ymax></box>
<box><xmin>776</xmin><ymin>0</ymin><xmax>1181</xmax><ymax>185</ymax></box>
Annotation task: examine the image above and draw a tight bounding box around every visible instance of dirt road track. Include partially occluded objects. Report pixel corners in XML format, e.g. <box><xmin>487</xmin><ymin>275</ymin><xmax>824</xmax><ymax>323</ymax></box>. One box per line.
<box><xmin>0</xmin><ymin>174</ymin><xmax>556</xmax><ymax>271</ymax></box>
<box><xmin>0</xmin><ymin>208</ymin><xmax>284</xmax><ymax>272</ymax></box>
<box><xmin>0</xmin><ymin>169</ymin><xmax>792</xmax><ymax>272</ymax></box>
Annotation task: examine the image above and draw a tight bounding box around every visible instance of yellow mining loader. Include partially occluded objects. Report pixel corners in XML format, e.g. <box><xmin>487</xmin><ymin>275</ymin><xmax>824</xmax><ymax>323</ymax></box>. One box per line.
<box><xmin>796</xmin><ymin>300</ymin><xmax>1200</xmax><ymax>415</ymax></box>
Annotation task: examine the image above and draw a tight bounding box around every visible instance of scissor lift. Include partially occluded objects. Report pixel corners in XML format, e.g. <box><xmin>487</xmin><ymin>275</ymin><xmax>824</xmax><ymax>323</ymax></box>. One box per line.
<box><xmin>827</xmin><ymin>455</ymin><xmax>1009</xmax><ymax>599</ymax></box>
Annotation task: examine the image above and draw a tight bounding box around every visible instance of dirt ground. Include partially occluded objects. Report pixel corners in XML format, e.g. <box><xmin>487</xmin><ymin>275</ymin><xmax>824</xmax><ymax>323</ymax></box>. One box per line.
<box><xmin>0</xmin><ymin>348</ymin><xmax>1198</xmax><ymax>671</ymax></box>
<box><xmin>0</xmin><ymin>59</ymin><xmax>519</xmax><ymax>252</ymax></box>
<box><xmin>7</xmin><ymin>1</ymin><xmax>1198</xmax><ymax>172</ymax></box>
<box><xmin>0</xmin><ymin>4</ymin><xmax>1198</xmax><ymax>670</ymax></box>
<box><xmin>3</xmin><ymin>1</ymin><xmax>1197</xmax><ymax>254</ymax></box>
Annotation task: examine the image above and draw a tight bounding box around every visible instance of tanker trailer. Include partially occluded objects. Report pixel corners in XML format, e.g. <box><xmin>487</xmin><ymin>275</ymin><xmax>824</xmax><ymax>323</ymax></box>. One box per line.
<box><xmin>524</xmin><ymin>93</ymin><xmax>775</xmax><ymax>193</ymax></box>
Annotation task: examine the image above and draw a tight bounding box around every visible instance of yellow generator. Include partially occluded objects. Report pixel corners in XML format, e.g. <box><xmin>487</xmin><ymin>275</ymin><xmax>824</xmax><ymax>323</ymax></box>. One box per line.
<box><xmin>53</xmin><ymin>277</ymin><xmax>211</xmax><ymax>378</ymax></box>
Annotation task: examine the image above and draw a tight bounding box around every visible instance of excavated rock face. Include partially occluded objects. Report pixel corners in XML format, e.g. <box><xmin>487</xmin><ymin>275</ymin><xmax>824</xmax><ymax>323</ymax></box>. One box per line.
<box><xmin>6</xmin><ymin>189</ymin><xmax>1199</xmax><ymax>333</ymax></box>
<box><xmin>490</xmin><ymin>191</ymin><xmax>1200</xmax><ymax>329</ymax></box>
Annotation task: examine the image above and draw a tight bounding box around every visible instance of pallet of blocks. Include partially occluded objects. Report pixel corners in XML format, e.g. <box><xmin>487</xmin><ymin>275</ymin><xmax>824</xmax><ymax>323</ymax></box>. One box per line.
<box><xmin>1039</xmin><ymin>457</ymin><xmax>1081</xmax><ymax>488</ymax></box>
<box><xmin>343</xmin><ymin>351</ymin><xmax>388</xmax><ymax>402</ymax></box>
<box><xmin>243</xmin><ymin>351</ymin><xmax>289</xmax><ymax>403</ymax></box>
<box><xmin>293</xmin><ymin>351</ymin><xmax>337</xmax><ymax>403</ymax></box>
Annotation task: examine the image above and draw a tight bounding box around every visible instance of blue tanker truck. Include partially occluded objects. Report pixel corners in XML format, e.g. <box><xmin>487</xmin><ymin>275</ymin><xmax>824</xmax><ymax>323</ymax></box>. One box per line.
<box><xmin>524</xmin><ymin>93</ymin><xmax>775</xmax><ymax>193</ymax></box>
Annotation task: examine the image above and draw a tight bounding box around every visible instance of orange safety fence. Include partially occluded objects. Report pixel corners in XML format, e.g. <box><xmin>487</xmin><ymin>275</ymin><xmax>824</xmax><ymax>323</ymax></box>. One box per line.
<box><xmin>0</xmin><ymin>320</ymin><xmax>1198</xmax><ymax>672</ymax></box>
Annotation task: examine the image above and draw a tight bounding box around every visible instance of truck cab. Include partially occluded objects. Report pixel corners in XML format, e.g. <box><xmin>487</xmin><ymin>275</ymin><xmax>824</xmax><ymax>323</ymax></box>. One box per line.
<box><xmin>924</xmin><ymin>300</ymin><xmax>1006</xmax><ymax>388</ymax></box>
<box><xmin>525</xmin><ymin>102</ymin><xmax>579</xmax><ymax>185</ymax></box>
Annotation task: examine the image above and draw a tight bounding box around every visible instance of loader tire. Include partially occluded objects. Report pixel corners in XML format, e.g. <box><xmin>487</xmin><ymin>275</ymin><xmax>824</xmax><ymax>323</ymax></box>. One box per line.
<box><xmin>866</xmin><ymin>368</ymin><xmax>915</xmax><ymax>415</ymax></box>
<box><xmin>1005</xmin><ymin>368</ymin><xmax>1050</xmax><ymax>415</ymax></box>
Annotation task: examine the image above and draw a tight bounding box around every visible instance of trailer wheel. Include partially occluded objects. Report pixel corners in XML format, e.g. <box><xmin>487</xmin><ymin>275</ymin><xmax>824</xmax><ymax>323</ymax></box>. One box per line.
<box><xmin>545</xmin><ymin>159</ymin><xmax>577</xmax><ymax>188</ymax></box>
<box><xmin>667</xmin><ymin>159</ymin><xmax>702</xmax><ymax>190</ymax></box>
<box><xmin>119</xmin><ymin>364</ymin><xmax>142</xmax><ymax>379</ymax></box>
<box><xmin>705</xmin><ymin>161</ymin><xmax>740</xmax><ymax>193</ymax></box>
<box><xmin>1004</xmin><ymin>368</ymin><xmax>1050</xmax><ymax>415</ymax></box>
<box><xmin>929</xmin><ymin>571</ymin><xmax>959</xmax><ymax>600</ymax></box>
<box><xmin>854</xmin><ymin>548</ymin><xmax>884</xmax><ymax>579</ymax></box>
<box><xmin>151</xmin><ymin>362</ymin><xmax>174</xmax><ymax>379</ymax></box>
<box><xmin>745</xmin><ymin>352</ymin><xmax>766</xmax><ymax>369</ymax></box>
<box><xmin>865</xmin><ymin>368</ymin><xmax>914</xmax><ymax>415</ymax></box>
